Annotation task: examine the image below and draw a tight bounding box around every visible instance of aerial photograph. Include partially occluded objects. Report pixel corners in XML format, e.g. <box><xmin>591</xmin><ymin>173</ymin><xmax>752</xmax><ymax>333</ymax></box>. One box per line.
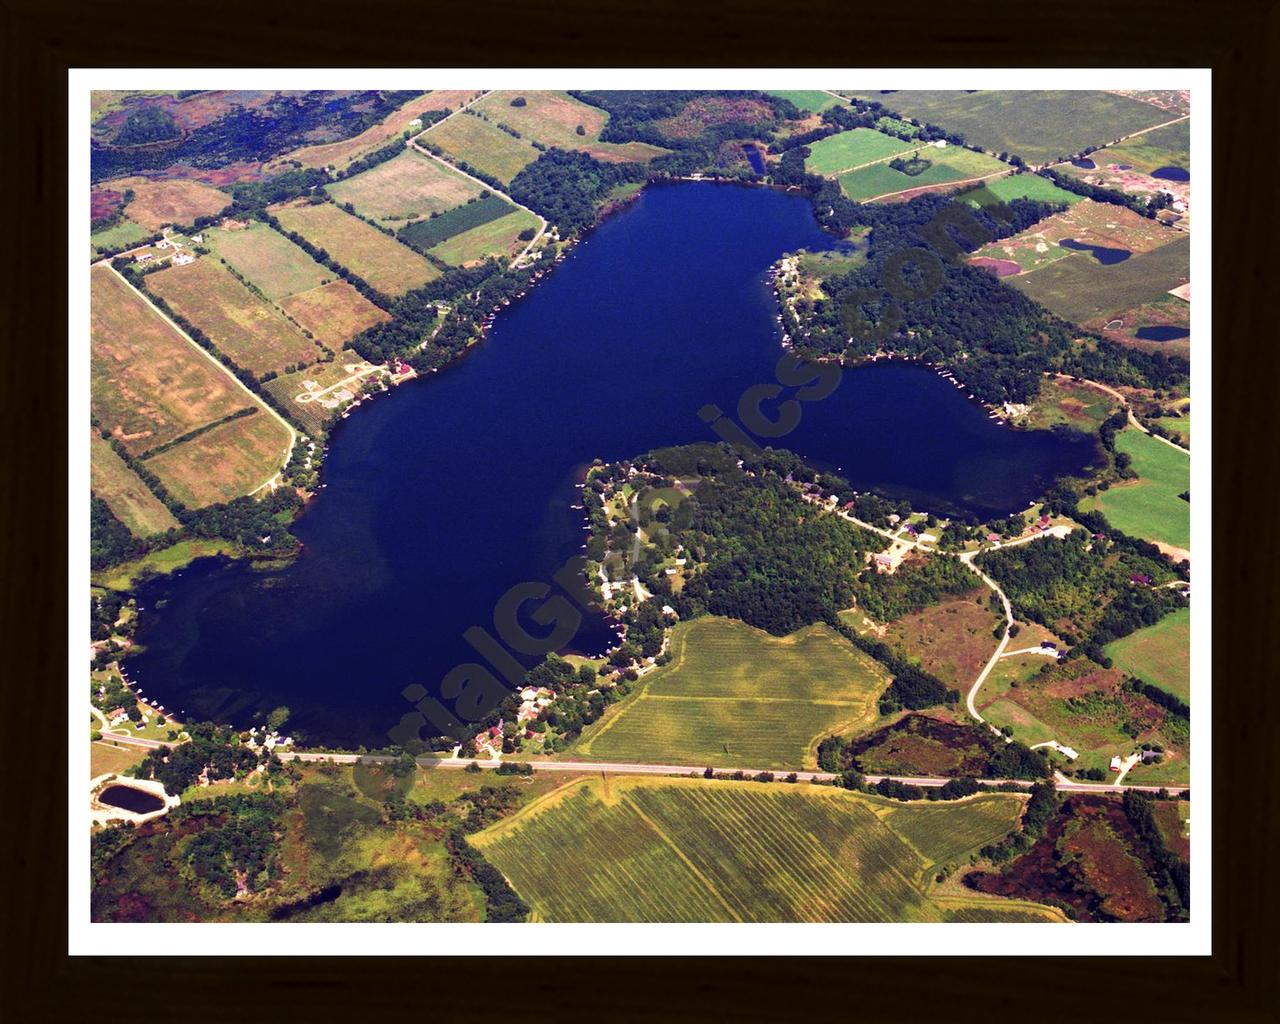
<box><xmin>83</xmin><ymin>82</ymin><xmax>1198</xmax><ymax>930</ymax></box>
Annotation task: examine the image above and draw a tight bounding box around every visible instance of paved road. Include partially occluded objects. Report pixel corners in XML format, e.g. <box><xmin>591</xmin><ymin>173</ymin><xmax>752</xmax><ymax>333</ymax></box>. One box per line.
<box><xmin>280</xmin><ymin>751</ymin><xmax>1186</xmax><ymax>795</ymax></box>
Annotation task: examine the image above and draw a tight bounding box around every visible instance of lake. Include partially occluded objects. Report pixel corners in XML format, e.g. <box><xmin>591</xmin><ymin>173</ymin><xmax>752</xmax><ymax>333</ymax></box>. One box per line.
<box><xmin>97</xmin><ymin>784</ymin><xmax>165</xmax><ymax>814</ymax></box>
<box><xmin>127</xmin><ymin>182</ymin><xmax>1100</xmax><ymax>747</ymax></box>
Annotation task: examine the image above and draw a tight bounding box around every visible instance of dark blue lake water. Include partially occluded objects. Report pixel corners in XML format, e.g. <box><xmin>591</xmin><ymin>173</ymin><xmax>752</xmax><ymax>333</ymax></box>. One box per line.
<box><xmin>1059</xmin><ymin>237</ymin><xmax>1131</xmax><ymax>265</ymax></box>
<box><xmin>128</xmin><ymin>182</ymin><xmax>1100</xmax><ymax>746</ymax></box>
<box><xmin>1152</xmin><ymin>166</ymin><xmax>1190</xmax><ymax>182</ymax></box>
<box><xmin>1135</xmin><ymin>325</ymin><xmax>1190</xmax><ymax>342</ymax></box>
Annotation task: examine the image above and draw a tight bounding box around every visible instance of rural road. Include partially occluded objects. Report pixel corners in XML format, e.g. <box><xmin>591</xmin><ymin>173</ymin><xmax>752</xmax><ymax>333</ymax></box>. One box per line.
<box><xmin>279</xmin><ymin>751</ymin><xmax>1186</xmax><ymax>795</ymax></box>
<box><xmin>1051</xmin><ymin>373</ymin><xmax>1189</xmax><ymax>455</ymax></box>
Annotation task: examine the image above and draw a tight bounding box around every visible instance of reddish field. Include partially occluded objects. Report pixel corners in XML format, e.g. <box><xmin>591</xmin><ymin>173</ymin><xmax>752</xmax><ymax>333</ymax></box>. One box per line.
<box><xmin>655</xmin><ymin>96</ymin><xmax>775</xmax><ymax>141</ymax></box>
<box><xmin>848</xmin><ymin>715</ymin><xmax>993</xmax><ymax>777</ymax></box>
<box><xmin>91</xmin><ymin>189</ymin><xmax>125</xmax><ymax>223</ymax></box>
<box><xmin>279</xmin><ymin>281</ymin><xmax>390</xmax><ymax>348</ymax></box>
<box><xmin>966</xmin><ymin>796</ymin><xmax>1169</xmax><ymax>922</ymax></box>
<box><xmin>97</xmin><ymin>177</ymin><xmax>231</xmax><ymax>231</ymax></box>
<box><xmin>884</xmin><ymin>589</ymin><xmax>1000</xmax><ymax>689</ymax></box>
<box><xmin>969</xmin><ymin>256</ymin><xmax>1021</xmax><ymax>278</ymax></box>
<box><xmin>90</xmin><ymin>265</ymin><xmax>249</xmax><ymax>454</ymax></box>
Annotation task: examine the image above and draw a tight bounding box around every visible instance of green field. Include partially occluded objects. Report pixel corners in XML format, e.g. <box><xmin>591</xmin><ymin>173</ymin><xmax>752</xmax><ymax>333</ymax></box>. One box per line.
<box><xmin>574</xmin><ymin>617</ymin><xmax>888</xmax><ymax>769</ymax></box>
<box><xmin>90</xmin><ymin>432</ymin><xmax>179</xmax><ymax>537</ymax></box>
<box><xmin>967</xmin><ymin>172</ymin><xmax>1083</xmax><ymax>207</ymax></box>
<box><xmin>838</xmin><ymin>146</ymin><xmax>1009</xmax><ymax>201</ymax></box>
<box><xmin>1081</xmin><ymin>428</ymin><xmax>1190</xmax><ymax>549</ymax></box>
<box><xmin>471</xmin><ymin>90</ymin><xmax>608</xmax><ymax>150</ymax></box>
<box><xmin>326</xmin><ymin>149</ymin><xmax>481</xmax><ymax>225</ymax></box>
<box><xmin>427</xmin><ymin>208</ymin><xmax>538</xmax><ymax>266</ymax></box>
<box><xmin>397</xmin><ymin>193</ymin><xmax>515</xmax><ymax>250</ymax></box>
<box><xmin>91</xmin><ymin>217</ymin><xmax>152</xmax><ymax>257</ymax></box>
<box><xmin>804</xmin><ymin>128</ymin><xmax>917</xmax><ymax>175</ymax></box>
<box><xmin>858</xmin><ymin>90</ymin><xmax>1170</xmax><ymax>165</ymax></box>
<box><xmin>422</xmin><ymin>113</ymin><xmax>540</xmax><ymax>184</ymax></box>
<box><xmin>1093</xmin><ymin>119</ymin><xmax>1190</xmax><ymax>176</ymax></box>
<box><xmin>470</xmin><ymin>776</ymin><xmax>1043</xmax><ymax>922</ymax></box>
<box><xmin>143</xmin><ymin>408</ymin><xmax>292</xmax><ymax>508</ymax></box>
<box><xmin>1104</xmin><ymin>606</ymin><xmax>1190</xmax><ymax>703</ymax></box>
<box><xmin>1011</xmin><ymin>234</ymin><xmax>1190</xmax><ymax>326</ymax></box>
<box><xmin>768</xmin><ymin>90</ymin><xmax>843</xmax><ymax>113</ymax></box>
<box><xmin>204</xmin><ymin>223</ymin><xmax>330</xmax><ymax>301</ymax></box>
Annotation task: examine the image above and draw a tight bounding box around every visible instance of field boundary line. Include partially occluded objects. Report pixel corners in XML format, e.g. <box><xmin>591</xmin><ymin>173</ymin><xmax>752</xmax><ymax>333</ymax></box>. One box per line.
<box><xmin>104</xmin><ymin>264</ymin><xmax>297</xmax><ymax>496</ymax></box>
<box><xmin>864</xmin><ymin>167</ymin><xmax>1013</xmax><ymax>204</ymax></box>
<box><xmin>624</xmin><ymin>794</ymin><xmax>744</xmax><ymax>922</ymax></box>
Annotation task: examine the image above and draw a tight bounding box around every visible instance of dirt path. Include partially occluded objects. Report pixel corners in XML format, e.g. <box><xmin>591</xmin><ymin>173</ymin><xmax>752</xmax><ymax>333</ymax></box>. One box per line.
<box><xmin>866</xmin><ymin>168</ymin><xmax>1013</xmax><ymax>204</ymax></box>
<box><xmin>1050</xmin><ymin>373</ymin><xmax>1190</xmax><ymax>455</ymax></box>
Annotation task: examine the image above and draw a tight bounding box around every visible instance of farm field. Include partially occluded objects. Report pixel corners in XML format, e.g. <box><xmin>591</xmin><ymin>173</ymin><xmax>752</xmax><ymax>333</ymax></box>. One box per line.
<box><xmin>1010</xmin><ymin>234</ymin><xmax>1190</xmax><ymax>327</ymax></box>
<box><xmin>974</xmin><ymin>199</ymin><xmax>1177</xmax><ymax>274</ymax></box>
<box><xmin>90</xmin><ymin>431</ymin><xmax>179</xmax><ymax>537</ymax></box>
<box><xmin>90</xmin><ymin>740</ymin><xmax>147</xmax><ymax>778</ymax></box>
<box><xmin>804</xmin><ymin>127</ymin><xmax>917</xmax><ymax>175</ymax></box>
<box><xmin>146</xmin><ymin>257</ymin><xmax>323</xmax><ymax>377</ymax></box>
<box><xmin>768</xmin><ymin>90</ymin><xmax>843</xmax><ymax>113</ymax></box>
<box><xmin>326</xmin><ymin>149</ymin><xmax>481</xmax><ymax>226</ymax></box>
<box><xmin>472</xmin><ymin>90</ymin><xmax>607</xmax><ymax>150</ymax></box>
<box><xmin>397</xmin><ymin>193</ymin><xmax>515</xmax><ymax>250</ymax></box>
<box><xmin>858</xmin><ymin>91</ymin><xmax>1171</xmax><ymax>165</ymax></box>
<box><xmin>278</xmin><ymin>281</ymin><xmax>389</xmax><ymax>349</ymax></box>
<box><xmin>142</xmin><ymin>408</ymin><xmax>291</xmax><ymax>508</ymax></box>
<box><xmin>1080</xmin><ymin>428</ymin><xmax>1190</xmax><ymax>549</ymax></box>
<box><xmin>469</xmin><ymin>776</ymin><xmax>1043</xmax><ymax>922</ymax></box>
<box><xmin>1151</xmin><ymin>410</ymin><xmax>1191</xmax><ymax>446</ymax></box>
<box><xmin>1104</xmin><ymin>607</ymin><xmax>1191</xmax><ymax>704</ymax></box>
<box><xmin>838</xmin><ymin>146</ymin><xmax>1009</xmax><ymax>201</ymax></box>
<box><xmin>574</xmin><ymin>617</ymin><xmax>889</xmax><ymax>769</ymax></box>
<box><xmin>421</xmin><ymin>113</ymin><xmax>540</xmax><ymax>184</ymax></box>
<box><xmin>271</xmin><ymin>90</ymin><xmax>483</xmax><ymax>172</ymax></box>
<box><xmin>203</xmin><ymin>222</ymin><xmax>330</xmax><ymax>300</ymax></box>
<box><xmin>99</xmin><ymin>176</ymin><xmax>231</xmax><ymax>231</ymax></box>
<box><xmin>272</xmin><ymin>201</ymin><xmax>439</xmax><ymax>296</ymax></box>
<box><xmin>966</xmin><ymin>172</ymin><xmax>1083</xmax><ymax>207</ymax></box>
<box><xmin>427</xmin><ymin>208</ymin><xmax>538</xmax><ymax>266</ymax></box>
<box><xmin>90</xmin><ymin>265</ymin><xmax>250</xmax><ymax>455</ymax></box>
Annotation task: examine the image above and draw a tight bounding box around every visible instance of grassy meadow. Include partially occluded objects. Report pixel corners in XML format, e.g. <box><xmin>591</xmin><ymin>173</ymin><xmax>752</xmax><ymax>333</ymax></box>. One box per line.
<box><xmin>804</xmin><ymin>127</ymin><xmax>917</xmax><ymax>175</ymax></box>
<box><xmin>1081</xmin><ymin>428</ymin><xmax>1190</xmax><ymax>550</ymax></box>
<box><xmin>1104</xmin><ymin>606</ymin><xmax>1191</xmax><ymax>703</ymax></box>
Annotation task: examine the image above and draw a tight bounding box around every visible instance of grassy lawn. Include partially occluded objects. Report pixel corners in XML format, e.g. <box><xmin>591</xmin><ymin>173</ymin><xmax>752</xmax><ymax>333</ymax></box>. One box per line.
<box><xmin>857</xmin><ymin>90</ymin><xmax>1171</xmax><ymax>165</ymax></box>
<box><xmin>204</xmin><ymin>222</ymin><xmax>331</xmax><ymax>301</ymax></box>
<box><xmin>272</xmin><ymin>201</ymin><xmax>440</xmax><ymax>296</ymax></box>
<box><xmin>327</xmin><ymin>149</ymin><xmax>481</xmax><ymax>226</ymax></box>
<box><xmin>147</xmin><ymin>256</ymin><xmax>324</xmax><ymax>377</ymax></box>
<box><xmin>93</xmin><ymin>538</ymin><xmax>244</xmax><ymax>590</ymax></box>
<box><xmin>573</xmin><ymin>617</ymin><xmax>889</xmax><ymax>770</ymax></box>
<box><xmin>967</xmin><ymin>172</ymin><xmax>1083</xmax><ymax>207</ymax></box>
<box><xmin>768</xmin><ymin>90</ymin><xmax>843</xmax><ymax>113</ymax></box>
<box><xmin>90</xmin><ymin>265</ymin><xmax>251</xmax><ymax>455</ymax></box>
<box><xmin>91</xmin><ymin>217</ymin><xmax>152</xmax><ymax>257</ymax></box>
<box><xmin>805</xmin><ymin>128</ymin><xmax>917</xmax><ymax>175</ymax></box>
<box><xmin>472</xmin><ymin>90</ymin><xmax>608</xmax><ymax>150</ymax></box>
<box><xmin>90</xmin><ymin>431</ymin><xmax>179</xmax><ymax>537</ymax></box>
<box><xmin>469</xmin><ymin>776</ymin><xmax>1041</xmax><ymax>922</ymax></box>
<box><xmin>91</xmin><ymin>740</ymin><xmax>147</xmax><ymax>778</ymax></box>
<box><xmin>1104</xmin><ymin>606</ymin><xmax>1190</xmax><ymax>703</ymax></box>
<box><xmin>1081</xmin><ymin>428</ymin><xmax>1190</xmax><ymax>549</ymax></box>
<box><xmin>427</xmin><ymin>208</ymin><xmax>538</xmax><ymax>266</ymax></box>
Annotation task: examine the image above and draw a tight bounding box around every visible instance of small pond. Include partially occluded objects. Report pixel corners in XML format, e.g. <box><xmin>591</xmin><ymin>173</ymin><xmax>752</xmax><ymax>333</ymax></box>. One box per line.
<box><xmin>1070</xmin><ymin>158</ymin><xmax>1096</xmax><ymax>170</ymax></box>
<box><xmin>1059</xmin><ymin>237</ymin><xmax>1131</xmax><ymax>265</ymax></box>
<box><xmin>1152</xmin><ymin>165</ymin><xmax>1190</xmax><ymax>182</ymax></box>
<box><xmin>741</xmin><ymin>145</ymin><xmax>766</xmax><ymax>174</ymax></box>
<box><xmin>98</xmin><ymin>784</ymin><xmax>165</xmax><ymax>814</ymax></box>
<box><xmin>1135</xmin><ymin>325</ymin><xmax>1190</xmax><ymax>342</ymax></box>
